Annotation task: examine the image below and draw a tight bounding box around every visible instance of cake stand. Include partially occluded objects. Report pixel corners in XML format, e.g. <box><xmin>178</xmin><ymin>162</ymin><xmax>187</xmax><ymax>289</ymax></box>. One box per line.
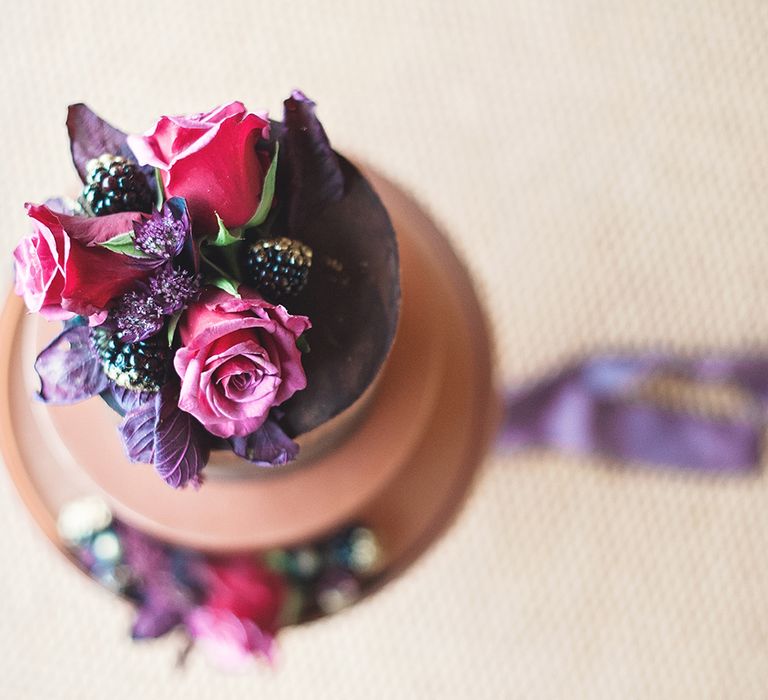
<box><xmin>0</xmin><ymin>165</ymin><xmax>499</xmax><ymax>609</ymax></box>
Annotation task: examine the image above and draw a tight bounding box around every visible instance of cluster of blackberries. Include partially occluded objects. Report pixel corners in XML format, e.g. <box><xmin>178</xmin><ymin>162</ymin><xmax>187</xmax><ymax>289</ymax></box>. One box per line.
<box><xmin>90</xmin><ymin>328</ymin><xmax>168</xmax><ymax>393</ymax></box>
<box><xmin>81</xmin><ymin>154</ymin><xmax>153</xmax><ymax>216</ymax></box>
<box><xmin>244</xmin><ymin>237</ymin><xmax>313</xmax><ymax>301</ymax></box>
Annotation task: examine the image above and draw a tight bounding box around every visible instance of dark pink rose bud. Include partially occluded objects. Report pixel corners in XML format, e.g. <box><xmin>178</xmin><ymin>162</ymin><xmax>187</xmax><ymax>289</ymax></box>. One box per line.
<box><xmin>128</xmin><ymin>102</ymin><xmax>270</xmax><ymax>236</ymax></box>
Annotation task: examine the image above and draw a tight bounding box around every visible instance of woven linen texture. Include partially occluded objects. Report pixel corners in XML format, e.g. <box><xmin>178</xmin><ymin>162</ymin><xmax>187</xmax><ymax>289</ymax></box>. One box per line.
<box><xmin>2</xmin><ymin>2</ymin><xmax>768</xmax><ymax>697</ymax></box>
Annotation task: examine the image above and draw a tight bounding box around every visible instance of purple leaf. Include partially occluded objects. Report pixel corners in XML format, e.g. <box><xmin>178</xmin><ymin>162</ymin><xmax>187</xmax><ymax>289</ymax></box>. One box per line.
<box><xmin>119</xmin><ymin>401</ymin><xmax>157</xmax><ymax>464</ymax></box>
<box><xmin>153</xmin><ymin>384</ymin><xmax>210</xmax><ymax>488</ymax></box>
<box><xmin>115</xmin><ymin>523</ymin><xmax>197</xmax><ymax>640</ymax></box>
<box><xmin>66</xmin><ymin>104</ymin><xmax>156</xmax><ymax>188</ymax></box>
<box><xmin>229</xmin><ymin>419</ymin><xmax>300</xmax><ymax>466</ymax></box>
<box><xmin>116</xmin><ymin>521</ymin><xmax>170</xmax><ymax>575</ymax></box>
<box><xmin>281</xmin><ymin>90</ymin><xmax>344</xmax><ymax>231</ymax></box>
<box><xmin>103</xmin><ymin>384</ymin><xmax>155</xmax><ymax>414</ymax></box>
<box><xmin>34</xmin><ymin>325</ymin><xmax>108</xmax><ymax>404</ymax></box>
<box><xmin>131</xmin><ymin>594</ymin><xmax>185</xmax><ymax>640</ymax></box>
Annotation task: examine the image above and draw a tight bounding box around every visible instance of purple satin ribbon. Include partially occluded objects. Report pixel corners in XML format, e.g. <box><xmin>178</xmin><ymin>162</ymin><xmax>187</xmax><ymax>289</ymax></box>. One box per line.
<box><xmin>499</xmin><ymin>354</ymin><xmax>768</xmax><ymax>473</ymax></box>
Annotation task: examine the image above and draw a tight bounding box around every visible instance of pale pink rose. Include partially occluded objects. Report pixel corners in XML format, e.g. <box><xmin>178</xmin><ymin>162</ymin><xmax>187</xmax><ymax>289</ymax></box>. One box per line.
<box><xmin>186</xmin><ymin>558</ymin><xmax>285</xmax><ymax>668</ymax></box>
<box><xmin>128</xmin><ymin>102</ymin><xmax>270</xmax><ymax>236</ymax></box>
<box><xmin>186</xmin><ymin>606</ymin><xmax>275</xmax><ymax>669</ymax></box>
<box><xmin>14</xmin><ymin>204</ymin><xmax>150</xmax><ymax>321</ymax></box>
<box><xmin>174</xmin><ymin>287</ymin><xmax>310</xmax><ymax>438</ymax></box>
<box><xmin>13</xmin><ymin>205</ymin><xmax>71</xmax><ymax>320</ymax></box>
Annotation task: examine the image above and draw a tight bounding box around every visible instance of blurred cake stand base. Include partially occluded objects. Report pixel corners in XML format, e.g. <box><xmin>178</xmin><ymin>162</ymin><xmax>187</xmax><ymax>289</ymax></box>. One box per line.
<box><xmin>0</xmin><ymin>166</ymin><xmax>498</xmax><ymax>598</ymax></box>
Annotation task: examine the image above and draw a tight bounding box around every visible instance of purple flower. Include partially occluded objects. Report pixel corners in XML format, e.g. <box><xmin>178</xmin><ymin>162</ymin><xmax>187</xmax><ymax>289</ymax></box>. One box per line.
<box><xmin>133</xmin><ymin>198</ymin><xmax>190</xmax><ymax>260</ymax></box>
<box><xmin>111</xmin><ymin>266</ymin><xmax>200</xmax><ymax>342</ymax></box>
<box><xmin>112</xmin><ymin>288</ymin><xmax>164</xmax><ymax>342</ymax></box>
<box><xmin>148</xmin><ymin>265</ymin><xmax>201</xmax><ymax>316</ymax></box>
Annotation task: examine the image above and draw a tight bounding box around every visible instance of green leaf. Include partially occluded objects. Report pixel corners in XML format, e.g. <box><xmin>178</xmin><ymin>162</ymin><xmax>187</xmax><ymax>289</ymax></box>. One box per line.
<box><xmin>244</xmin><ymin>142</ymin><xmax>279</xmax><ymax>229</ymax></box>
<box><xmin>97</xmin><ymin>231</ymin><xmax>149</xmax><ymax>258</ymax></box>
<box><xmin>167</xmin><ymin>312</ymin><xmax>182</xmax><ymax>346</ymax></box>
<box><xmin>296</xmin><ymin>334</ymin><xmax>311</xmax><ymax>354</ymax></box>
<box><xmin>208</xmin><ymin>212</ymin><xmax>242</xmax><ymax>247</ymax></box>
<box><xmin>154</xmin><ymin>167</ymin><xmax>166</xmax><ymax>209</ymax></box>
<box><xmin>209</xmin><ymin>277</ymin><xmax>241</xmax><ymax>298</ymax></box>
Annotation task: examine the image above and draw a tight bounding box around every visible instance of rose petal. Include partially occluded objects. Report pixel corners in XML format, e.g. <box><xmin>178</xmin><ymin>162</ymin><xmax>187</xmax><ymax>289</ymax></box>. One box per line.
<box><xmin>128</xmin><ymin>103</ymin><xmax>269</xmax><ymax>235</ymax></box>
<box><xmin>174</xmin><ymin>287</ymin><xmax>309</xmax><ymax>438</ymax></box>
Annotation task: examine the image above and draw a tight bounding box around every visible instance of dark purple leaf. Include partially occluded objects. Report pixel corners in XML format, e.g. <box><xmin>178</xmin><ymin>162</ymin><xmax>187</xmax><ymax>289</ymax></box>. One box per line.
<box><xmin>280</xmin><ymin>90</ymin><xmax>344</xmax><ymax>232</ymax></box>
<box><xmin>279</xmin><ymin>157</ymin><xmax>400</xmax><ymax>437</ymax></box>
<box><xmin>115</xmin><ymin>520</ymin><xmax>170</xmax><ymax>574</ymax></box>
<box><xmin>131</xmin><ymin>595</ymin><xmax>185</xmax><ymax>640</ymax></box>
<box><xmin>153</xmin><ymin>384</ymin><xmax>210</xmax><ymax>488</ymax></box>
<box><xmin>229</xmin><ymin>418</ymin><xmax>300</xmax><ymax>466</ymax></box>
<box><xmin>119</xmin><ymin>401</ymin><xmax>157</xmax><ymax>464</ymax></box>
<box><xmin>102</xmin><ymin>383</ymin><xmax>155</xmax><ymax>415</ymax></box>
<box><xmin>114</xmin><ymin>522</ymin><xmax>197</xmax><ymax>640</ymax></box>
<box><xmin>66</xmin><ymin>103</ymin><xmax>156</xmax><ymax>189</ymax></box>
<box><xmin>34</xmin><ymin>325</ymin><xmax>108</xmax><ymax>404</ymax></box>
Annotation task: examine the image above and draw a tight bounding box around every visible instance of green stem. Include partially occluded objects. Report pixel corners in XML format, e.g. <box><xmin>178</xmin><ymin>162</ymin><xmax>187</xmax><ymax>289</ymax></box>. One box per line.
<box><xmin>200</xmin><ymin>245</ymin><xmax>233</xmax><ymax>281</ymax></box>
<box><xmin>220</xmin><ymin>243</ymin><xmax>242</xmax><ymax>278</ymax></box>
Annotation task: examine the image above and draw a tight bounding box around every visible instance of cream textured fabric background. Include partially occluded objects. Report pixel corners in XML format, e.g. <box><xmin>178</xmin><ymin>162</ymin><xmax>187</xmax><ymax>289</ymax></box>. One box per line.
<box><xmin>2</xmin><ymin>2</ymin><xmax>768</xmax><ymax>698</ymax></box>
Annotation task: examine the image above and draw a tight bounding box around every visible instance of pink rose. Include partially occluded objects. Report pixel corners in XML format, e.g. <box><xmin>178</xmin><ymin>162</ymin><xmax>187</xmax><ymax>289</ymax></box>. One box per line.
<box><xmin>128</xmin><ymin>102</ymin><xmax>269</xmax><ymax>236</ymax></box>
<box><xmin>14</xmin><ymin>204</ymin><xmax>151</xmax><ymax>321</ymax></box>
<box><xmin>13</xmin><ymin>205</ymin><xmax>71</xmax><ymax>320</ymax></box>
<box><xmin>174</xmin><ymin>287</ymin><xmax>310</xmax><ymax>438</ymax></box>
<box><xmin>186</xmin><ymin>558</ymin><xmax>285</xmax><ymax>668</ymax></box>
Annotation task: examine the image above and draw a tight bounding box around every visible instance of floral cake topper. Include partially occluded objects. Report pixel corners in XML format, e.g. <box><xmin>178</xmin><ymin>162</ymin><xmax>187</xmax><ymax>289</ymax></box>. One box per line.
<box><xmin>13</xmin><ymin>92</ymin><xmax>400</xmax><ymax>488</ymax></box>
<box><xmin>58</xmin><ymin>496</ymin><xmax>382</xmax><ymax>668</ymax></box>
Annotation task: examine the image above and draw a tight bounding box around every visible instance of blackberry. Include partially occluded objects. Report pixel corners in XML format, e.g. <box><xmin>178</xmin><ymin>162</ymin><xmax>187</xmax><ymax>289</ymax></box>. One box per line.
<box><xmin>326</xmin><ymin>526</ymin><xmax>381</xmax><ymax>575</ymax></box>
<box><xmin>81</xmin><ymin>154</ymin><xmax>153</xmax><ymax>217</ymax></box>
<box><xmin>244</xmin><ymin>237</ymin><xmax>313</xmax><ymax>301</ymax></box>
<box><xmin>90</xmin><ymin>328</ymin><xmax>167</xmax><ymax>393</ymax></box>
